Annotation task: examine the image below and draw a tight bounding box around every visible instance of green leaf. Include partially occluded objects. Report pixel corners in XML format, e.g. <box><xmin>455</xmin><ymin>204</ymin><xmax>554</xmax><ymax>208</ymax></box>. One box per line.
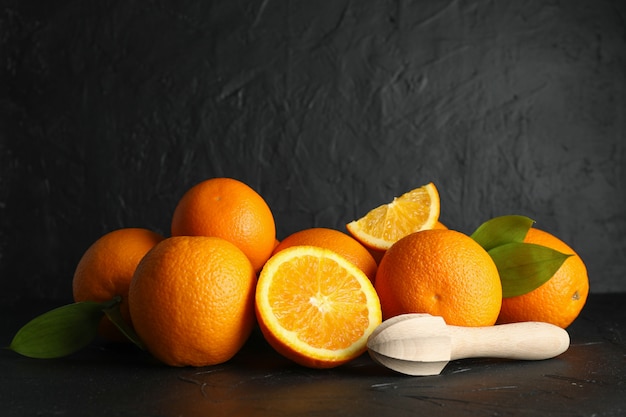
<box><xmin>9</xmin><ymin>301</ymin><xmax>109</xmax><ymax>359</ymax></box>
<box><xmin>489</xmin><ymin>242</ymin><xmax>573</xmax><ymax>298</ymax></box>
<box><xmin>102</xmin><ymin>302</ymin><xmax>146</xmax><ymax>351</ymax></box>
<box><xmin>471</xmin><ymin>215</ymin><xmax>535</xmax><ymax>251</ymax></box>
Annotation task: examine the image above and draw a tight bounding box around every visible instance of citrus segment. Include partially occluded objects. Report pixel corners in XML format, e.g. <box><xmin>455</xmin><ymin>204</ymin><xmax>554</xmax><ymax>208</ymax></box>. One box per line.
<box><xmin>346</xmin><ymin>182</ymin><xmax>440</xmax><ymax>251</ymax></box>
<box><xmin>255</xmin><ymin>246</ymin><xmax>382</xmax><ymax>368</ymax></box>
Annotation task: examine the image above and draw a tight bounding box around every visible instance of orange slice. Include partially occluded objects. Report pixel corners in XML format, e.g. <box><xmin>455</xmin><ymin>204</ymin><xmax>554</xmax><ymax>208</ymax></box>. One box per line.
<box><xmin>255</xmin><ymin>245</ymin><xmax>382</xmax><ymax>368</ymax></box>
<box><xmin>346</xmin><ymin>182</ymin><xmax>440</xmax><ymax>251</ymax></box>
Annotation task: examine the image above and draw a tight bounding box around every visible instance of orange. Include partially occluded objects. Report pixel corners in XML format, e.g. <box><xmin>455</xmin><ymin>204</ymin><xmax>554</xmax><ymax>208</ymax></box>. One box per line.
<box><xmin>72</xmin><ymin>228</ymin><xmax>164</xmax><ymax>342</ymax></box>
<box><xmin>170</xmin><ymin>177</ymin><xmax>276</xmax><ymax>272</ymax></box>
<box><xmin>497</xmin><ymin>228</ymin><xmax>589</xmax><ymax>328</ymax></box>
<box><xmin>375</xmin><ymin>229</ymin><xmax>502</xmax><ymax>326</ymax></box>
<box><xmin>367</xmin><ymin>221</ymin><xmax>448</xmax><ymax>265</ymax></box>
<box><xmin>346</xmin><ymin>182</ymin><xmax>440</xmax><ymax>251</ymax></box>
<box><xmin>368</xmin><ymin>221</ymin><xmax>447</xmax><ymax>265</ymax></box>
<box><xmin>128</xmin><ymin>236</ymin><xmax>256</xmax><ymax>367</ymax></box>
<box><xmin>272</xmin><ymin>227</ymin><xmax>378</xmax><ymax>283</ymax></box>
<box><xmin>434</xmin><ymin>220</ymin><xmax>448</xmax><ymax>229</ymax></box>
<box><xmin>255</xmin><ymin>246</ymin><xmax>382</xmax><ymax>368</ymax></box>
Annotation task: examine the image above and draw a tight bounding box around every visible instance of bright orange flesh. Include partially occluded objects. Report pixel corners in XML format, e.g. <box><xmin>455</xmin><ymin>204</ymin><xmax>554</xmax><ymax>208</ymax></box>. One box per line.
<box><xmin>346</xmin><ymin>182</ymin><xmax>440</xmax><ymax>251</ymax></box>
<box><xmin>255</xmin><ymin>246</ymin><xmax>382</xmax><ymax>368</ymax></box>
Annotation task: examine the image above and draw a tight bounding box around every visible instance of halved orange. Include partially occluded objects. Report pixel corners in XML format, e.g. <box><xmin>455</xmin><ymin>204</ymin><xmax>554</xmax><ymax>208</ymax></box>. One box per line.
<box><xmin>346</xmin><ymin>182</ymin><xmax>440</xmax><ymax>251</ymax></box>
<box><xmin>255</xmin><ymin>245</ymin><xmax>382</xmax><ymax>368</ymax></box>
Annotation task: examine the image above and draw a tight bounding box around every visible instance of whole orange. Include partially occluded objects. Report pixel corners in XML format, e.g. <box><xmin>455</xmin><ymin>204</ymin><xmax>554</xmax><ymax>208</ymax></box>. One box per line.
<box><xmin>368</xmin><ymin>220</ymin><xmax>449</xmax><ymax>265</ymax></box>
<box><xmin>375</xmin><ymin>229</ymin><xmax>502</xmax><ymax>327</ymax></box>
<box><xmin>171</xmin><ymin>177</ymin><xmax>276</xmax><ymax>272</ymax></box>
<box><xmin>497</xmin><ymin>228</ymin><xmax>589</xmax><ymax>328</ymax></box>
<box><xmin>72</xmin><ymin>228</ymin><xmax>164</xmax><ymax>341</ymax></box>
<box><xmin>272</xmin><ymin>227</ymin><xmax>378</xmax><ymax>283</ymax></box>
<box><xmin>128</xmin><ymin>236</ymin><xmax>257</xmax><ymax>367</ymax></box>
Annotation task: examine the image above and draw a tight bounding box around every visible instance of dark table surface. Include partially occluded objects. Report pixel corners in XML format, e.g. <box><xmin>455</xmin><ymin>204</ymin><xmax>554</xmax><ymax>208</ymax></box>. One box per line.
<box><xmin>2</xmin><ymin>293</ymin><xmax>625</xmax><ymax>417</ymax></box>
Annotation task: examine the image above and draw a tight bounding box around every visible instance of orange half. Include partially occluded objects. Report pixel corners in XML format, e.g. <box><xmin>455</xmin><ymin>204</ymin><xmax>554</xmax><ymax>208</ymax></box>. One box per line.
<box><xmin>255</xmin><ymin>246</ymin><xmax>382</xmax><ymax>368</ymax></box>
<box><xmin>346</xmin><ymin>182</ymin><xmax>440</xmax><ymax>251</ymax></box>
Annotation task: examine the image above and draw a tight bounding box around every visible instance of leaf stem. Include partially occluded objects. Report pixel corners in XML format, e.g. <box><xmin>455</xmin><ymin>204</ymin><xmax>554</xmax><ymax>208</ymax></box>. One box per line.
<box><xmin>101</xmin><ymin>296</ymin><xmax>146</xmax><ymax>350</ymax></box>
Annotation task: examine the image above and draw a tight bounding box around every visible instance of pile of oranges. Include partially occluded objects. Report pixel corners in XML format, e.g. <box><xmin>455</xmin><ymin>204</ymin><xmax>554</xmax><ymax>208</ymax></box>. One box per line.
<box><xmin>23</xmin><ymin>178</ymin><xmax>591</xmax><ymax>369</ymax></box>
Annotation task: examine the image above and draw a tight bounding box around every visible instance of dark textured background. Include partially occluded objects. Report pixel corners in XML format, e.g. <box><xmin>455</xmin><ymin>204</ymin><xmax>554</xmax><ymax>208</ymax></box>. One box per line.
<box><xmin>1</xmin><ymin>0</ymin><xmax>624</xmax><ymax>301</ymax></box>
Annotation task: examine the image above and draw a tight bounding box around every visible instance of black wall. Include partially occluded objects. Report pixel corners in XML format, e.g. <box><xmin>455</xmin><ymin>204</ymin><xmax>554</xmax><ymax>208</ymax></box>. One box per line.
<box><xmin>1</xmin><ymin>0</ymin><xmax>625</xmax><ymax>301</ymax></box>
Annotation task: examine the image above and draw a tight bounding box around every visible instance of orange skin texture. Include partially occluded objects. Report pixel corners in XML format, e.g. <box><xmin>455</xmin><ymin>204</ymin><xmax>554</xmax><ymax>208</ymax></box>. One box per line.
<box><xmin>368</xmin><ymin>221</ymin><xmax>449</xmax><ymax>265</ymax></box>
<box><xmin>497</xmin><ymin>228</ymin><xmax>589</xmax><ymax>329</ymax></box>
<box><xmin>272</xmin><ymin>227</ymin><xmax>378</xmax><ymax>283</ymax></box>
<box><xmin>375</xmin><ymin>229</ymin><xmax>502</xmax><ymax>327</ymax></box>
<box><xmin>72</xmin><ymin>228</ymin><xmax>164</xmax><ymax>342</ymax></box>
<box><xmin>171</xmin><ymin>177</ymin><xmax>276</xmax><ymax>272</ymax></box>
<box><xmin>128</xmin><ymin>236</ymin><xmax>257</xmax><ymax>367</ymax></box>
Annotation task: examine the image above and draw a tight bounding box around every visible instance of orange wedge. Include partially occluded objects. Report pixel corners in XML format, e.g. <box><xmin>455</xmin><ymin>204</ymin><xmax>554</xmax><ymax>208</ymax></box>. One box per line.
<box><xmin>346</xmin><ymin>182</ymin><xmax>440</xmax><ymax>251</ymax></box>
<box><xmin>255</xmin><ymin>246</ymin><xmax>382</xmax><ymax>368</ymax></box>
